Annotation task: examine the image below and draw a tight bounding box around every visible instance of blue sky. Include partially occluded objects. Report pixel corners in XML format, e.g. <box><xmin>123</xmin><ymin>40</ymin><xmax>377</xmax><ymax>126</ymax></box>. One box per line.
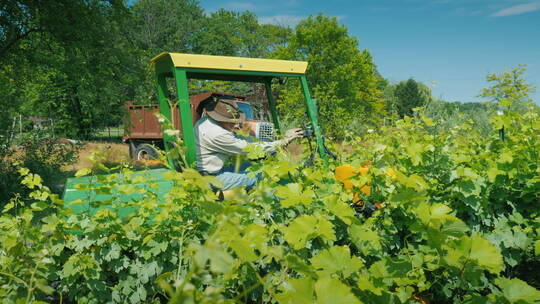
<box><xmin>201</xmin><ymin>0</ymin><xmax>540</xmax><ymax>104</ymax></box>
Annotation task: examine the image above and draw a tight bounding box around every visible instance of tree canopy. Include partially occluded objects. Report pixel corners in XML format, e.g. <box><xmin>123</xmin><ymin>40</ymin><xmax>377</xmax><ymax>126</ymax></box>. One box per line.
<box><xmin>386</xmin><ymin>78</ymin><xmax>434</xmax><ymax>118</ymax></box>
<box><xmin>274</xmin><ymin>15</ymin><xmax>385</xmax><ymax>137</ymax></box>
<box><xmin>3</xmin><ymin>0</ymin><xmax>479</xmax><ymax>140</ymax></box>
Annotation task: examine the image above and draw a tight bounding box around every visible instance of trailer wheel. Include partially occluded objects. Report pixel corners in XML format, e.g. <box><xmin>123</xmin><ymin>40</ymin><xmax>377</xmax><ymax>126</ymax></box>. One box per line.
<box><xmin>134</xmin><ymin>144</ymin><xmax>159</xmax><ymax>161</ymax></box>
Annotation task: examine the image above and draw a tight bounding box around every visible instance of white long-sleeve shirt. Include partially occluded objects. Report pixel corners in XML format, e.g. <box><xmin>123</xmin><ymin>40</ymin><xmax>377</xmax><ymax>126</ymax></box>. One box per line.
<box><xmin>194</xmin><ymin>116</ymin><xmax>281</xmax><ymax>173</ymax></box>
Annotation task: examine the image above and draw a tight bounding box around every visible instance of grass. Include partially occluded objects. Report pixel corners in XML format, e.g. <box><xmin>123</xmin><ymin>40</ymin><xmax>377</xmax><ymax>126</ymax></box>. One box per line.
<box><xmin>65</xmin><ymin>142</ymin><xmax>130</xmax><ymax>171</ymax></box>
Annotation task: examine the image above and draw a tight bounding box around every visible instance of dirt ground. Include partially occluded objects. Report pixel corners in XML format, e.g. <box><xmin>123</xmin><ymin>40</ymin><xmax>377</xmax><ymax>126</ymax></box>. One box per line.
<box><xmin>65</xmin><ymin>142</ymin><xmax>132</xmax><ymax>171</ymax></box>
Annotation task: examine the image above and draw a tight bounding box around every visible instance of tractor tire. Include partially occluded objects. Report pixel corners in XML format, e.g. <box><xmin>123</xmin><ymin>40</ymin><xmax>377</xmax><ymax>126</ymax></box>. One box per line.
<box><xmin>134</xmin><ymin>144</ymin><xmax>159</xmax><ymax>161</ymax></box>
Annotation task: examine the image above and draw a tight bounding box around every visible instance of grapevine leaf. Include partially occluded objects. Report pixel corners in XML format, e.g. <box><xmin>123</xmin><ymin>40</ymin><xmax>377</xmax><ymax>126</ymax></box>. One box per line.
<box><xmin>498</xmin><ymin>152</ymin><xmax>513</xmax><ymax>164</ymax></box>
<box><xmin>315</xmin><ymin>213</ymin><xmax>336</xmax><ymax>242</ymax></box>
<box><xmin>441</xmin><ymin>220</ymin><xmax>469</xmax><ymax>236</ymax></box>
<box><xmin>487</xmin><ymin>167</ymin><xmax>505</xmax><ymax>183</ymax></box>
<box><xmin>229</xmin><ymin>239</ymin><xmax>257</xmax><ymax>262</ymax></box>
<box><xmin>229</xmin><ymin>224</ymin><xmax>267</xmax><ymax>262</ymax></box>
<box><xmin>430</xmin><ymin>204</ymin><xmax>452</xmax><ymax>219</ymax></box>
<box><xmin>209</xmin><ymin>247</ymin><xmax>234</xmax><ymax>274</ymax></box>
<box><xmin>244</xmin><ymin>143</ymin><xmax>266</xmax><ymax>159</ymax></box>
<box><xmin>283</xmin><ymin>214</ymin><xmax>335</xmax><ymax>250</ymax></box>
<box><xmin>35</xmin><ymin>279</ymin><xmax>54</xmax><ymax>295</ymax></box>
<box><xmin>323</xmin><ymin>195</ymin><xmax>355</xmax><ymax>225</ymax></box>
<box><xmin>275</xmin><ymin>183</ymin><xmax>315</xmax><ymax>208</ymax></box>
<box><xmin>349</xmin><ymin>224</ymin><xmax>382</xmax><ymax>255</ymax></box>
<box><xmin>495</xmin><ymin>277</ymin><xmax>540</xmax><ymax>303</ymax></box>
<box><xmin>406</xmin><ymin>142</ymin><xmax>424</xmax><ymax>165</ymax></box>
<box><xmin>22</xmin><ymin>173</ymin><xmax>43</xmax><ymax>189</ymax></box>
<box><xmin>445</xmin><ymin>235</ymin><xmax>503</xmax><ymax>274</ymax></box>
<box><xmin>18</xmin><ymin>167</ymin><xmax>30</xmax><ymax>176</ymax></box>
<box><xmin>75</xmin><ymin>168</ymin><xmax>92</xmax><ymax>177</ymax></box>
<box><xmin>192</xmin><ymin>242</ymin><xmax>234</xmax><ymax>274</ymax></box>
<box><xmin>396</xmin><ymin>286</ymin><xmax>414</xmax><ymax>303</ymax></box>
<box><xmin>285</xmin><ymin>254</ymin><xmax>317</xmax><ymax>277</ymax></box>
<box><xmin>389</xmin><ymin>188</ymin><xmax>426</xmax><ymax>203</ymax></box>
<box><xmin>469</xmin><ymin>234</ymin><xmax>503</xmax><ymax>274</ymax></box>
<box><xmin>315</xmin><ymin>277</ymin><xmax>362</xmax><ymax>304</ymax></box>
<box><xmin>283</xmin><ymin>215</ymin><xmax>318</xmax><ymax>250</ymax></box>
<box><xmin>310</xmin><ymin>245</ymin><xmax>363</xmax><ymax>278</ymax></box>
<box><xmin>369</xmin><ymin>258</ymin><xmax>412</xmax><ymax>281</ymax></box>
<box><xmin>357</xmin><ymin>273</ymin><xmax>383</xmax><ymax>296</ymax></box>
<box><xmin>276</xmin><ymin>277</ymin><xmax>315</xmax><ymax>304</ymax></box>
<box><xmin>264</xmin><ymin>160</ymin><xmax>298</xmax><ymax>178</ymax></box>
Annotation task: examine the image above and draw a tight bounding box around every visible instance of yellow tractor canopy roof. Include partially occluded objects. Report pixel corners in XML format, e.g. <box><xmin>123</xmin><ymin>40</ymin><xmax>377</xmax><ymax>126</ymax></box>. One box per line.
<box><xmin>151</xmin><ymin>52</ymin><xmax>308</xmax><ymax>75</ymax></box>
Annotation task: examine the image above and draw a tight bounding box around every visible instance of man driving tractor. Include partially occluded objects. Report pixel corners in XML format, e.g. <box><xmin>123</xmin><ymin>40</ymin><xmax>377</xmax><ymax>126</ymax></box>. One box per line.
<box><xmin>194</xmin><ymin>98</ymin><xmax>304</xmax><ymax>190</ymax></box>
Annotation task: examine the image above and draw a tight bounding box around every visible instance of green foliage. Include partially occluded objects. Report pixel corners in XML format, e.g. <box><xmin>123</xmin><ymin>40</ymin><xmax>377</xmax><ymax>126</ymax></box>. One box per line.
<box><xmin>2</xmin><ymin>4</ymin><xmax>540</xmax><ymax>303</ymax></box>
<box><xmin>0</xmin><ymin>131</ymin><xmax>80</xmax><ymax>204</ymax></box>
<box><xmin>194</xmin><ymin>10</ymin><xmax>290</xmax><ymax>58</ymax></box>
<box><xmin>479</xmin><ymin>65</ymin><xmax>536</xmax><ymax>111</ymax></box>
<box><xmin>1</xmin><ymin>100</ymin><xmax>539</xmax><ymax>303</ymax></box>
<box><xmin>386</xmin><ymin>78</ymin><xmax>434</xmax><ymax>118</ymax></box>
<box><xmin>415</xmin><ymin>66</ymin><xmax>539</xmax><ymax>141</ymax></box>
<box><xmin>420</xmin><ymin>99</ymin><xmax>492</xmax><ymax>136</ymax></box>
<box><xmin>1</xmin><ymin>0</ymin><xmax>134</xmax><ymax>138</ymax></box>
<box><xmin>128</xmin><ymin>0</ymin><xmax>205</xmax><ymax>104</ymax></box>
<box><xmin>274</xmin><ymin>14</ymin><xmax>385</xmax><ymax>138</ymax></box>
<box><xmin>0</xmin><ymin>0</ymin><xmax>294</xmax><ymax>137</ymax></box>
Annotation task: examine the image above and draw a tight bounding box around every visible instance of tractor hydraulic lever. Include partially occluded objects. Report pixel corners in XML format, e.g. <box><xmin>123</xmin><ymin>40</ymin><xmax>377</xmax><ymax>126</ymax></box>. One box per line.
<box><xmin>302</xmin><ymin>121</ymin><xmax>337</xmax><ymax>167</ymax></box>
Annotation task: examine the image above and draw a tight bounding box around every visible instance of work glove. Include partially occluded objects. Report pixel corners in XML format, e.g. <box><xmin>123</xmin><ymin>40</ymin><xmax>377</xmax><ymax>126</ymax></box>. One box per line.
<box><xmin>285</xmin><ymin>128</ymin><xmax>304</xmax><ymax>143</ymax></box>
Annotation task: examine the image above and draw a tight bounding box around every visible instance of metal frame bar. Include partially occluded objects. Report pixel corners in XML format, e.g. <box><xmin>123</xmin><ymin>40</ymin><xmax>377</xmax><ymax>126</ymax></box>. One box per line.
<box><xmin>184</xmin><ymin>67</ymin><xmax>303</xmax><ymax>79</ymax></box>
<box><xmin>156</xmin><ymin>74</ymin><xmax>174</xmax><ymax>160</ymax></box>
<box><xmin>174</xmin><ymin>69</ymin><xmax>197</xmax><ymax>167</ymax></box>
<box><xmin>264</xmin><ymin>80</ymin><xmax>281</xmax><ymax>134</ymax></box>
<box><xmin>300</xmin><ymin>76</ymin><xmax>328</xmax><ymax>164</ymax></box>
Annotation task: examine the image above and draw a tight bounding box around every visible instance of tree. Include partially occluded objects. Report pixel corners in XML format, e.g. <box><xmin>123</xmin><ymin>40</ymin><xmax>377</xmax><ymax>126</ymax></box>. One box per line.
<box><xmin>194</xmin><ymin>10</ymin><xmax>291</xmax><ymax>58</ymax></box>
<box><xmin>1</xmin><ymin>0</ymin><xmax>134</xmax><ymax>138</ymax></box>
<box><xmin>478</xmin><ymin>65</ymin><xmax>535</xmax><ymax>114</ymax></box>
<box><xmin>478</xmin><ymin>65</ymin><xmax>538</xmax><ymax>140</ymax></box>
<box><xmin>389</xmin><ymin>78</ymin><xmax>433</xmax><ymax>118</ymax></box>
<box><xmin>127</xmin><ymin>0</ymin><xmax>205</xmax><ymax>104</ymax></box>
<box><xmin>274</xmin><ymin>14</ymin><xmax>384</xmax><ymax>138</ymax></box>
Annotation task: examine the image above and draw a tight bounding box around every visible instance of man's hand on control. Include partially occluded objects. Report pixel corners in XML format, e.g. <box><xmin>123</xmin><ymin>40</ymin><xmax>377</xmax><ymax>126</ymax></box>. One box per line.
<box><xmin>242</xmin><ymin>121</ymin><xmax>257</xmax><ymax>136</ymax></box>
<box><xmin>285</xmin><ymin>128</ymin><xmax>304</xmax><ymax>143</ymax></box>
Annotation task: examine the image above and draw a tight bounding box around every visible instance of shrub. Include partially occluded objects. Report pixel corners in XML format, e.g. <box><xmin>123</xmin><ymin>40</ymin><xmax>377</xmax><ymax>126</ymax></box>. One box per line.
<box><xmin>0</xmin><ymin>131</ymin><xmax>80</xmax><ymax>205</ymax></box>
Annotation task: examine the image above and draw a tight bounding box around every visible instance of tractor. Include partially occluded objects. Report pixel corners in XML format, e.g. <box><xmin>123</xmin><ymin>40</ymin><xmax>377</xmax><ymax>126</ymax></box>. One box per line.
<box><xmin>62</xmin><ymin>53</ymin><xmax>332</xmax><ymax>215</ymax></box>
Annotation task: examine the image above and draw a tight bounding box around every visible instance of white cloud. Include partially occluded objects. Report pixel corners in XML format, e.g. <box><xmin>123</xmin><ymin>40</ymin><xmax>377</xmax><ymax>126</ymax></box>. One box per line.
<box><xmin>258</xmin><ymin>14</ymin><xmax>305</xmax><ymax>26</ymax></box>
<box><xmin>491</xmin><ymin>1</ymin><xmax>540</xmax><ymax>17</ymax></box>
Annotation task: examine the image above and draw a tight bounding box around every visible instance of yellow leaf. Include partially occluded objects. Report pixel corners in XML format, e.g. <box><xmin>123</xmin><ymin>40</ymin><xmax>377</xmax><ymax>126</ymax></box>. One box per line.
<box><xmin>335</xmin><ymin>164</ymin><xmax>356</xmax><ymax>182</ymax></box>
<box><xmin>75</xmin><ymin>168</ymin><xmax>92</xmax><ymax>177</ymax></box>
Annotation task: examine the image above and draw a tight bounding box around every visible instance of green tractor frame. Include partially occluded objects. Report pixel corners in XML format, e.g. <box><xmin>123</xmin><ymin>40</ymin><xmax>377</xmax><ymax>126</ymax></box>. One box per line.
<box><xmin>151</xmin><ymin>52</ymin><xmax>328</xmax><ymax>168</ymax></box>
<box><xmin>63</xmin><ymin>53</ymin><xmax>329</xmax><ymax>214</ymax></box>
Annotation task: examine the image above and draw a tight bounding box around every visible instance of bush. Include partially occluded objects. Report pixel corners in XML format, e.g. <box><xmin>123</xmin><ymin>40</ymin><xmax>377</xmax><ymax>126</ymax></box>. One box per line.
<box><xmin>0</xmin><ymin>131</ymin><xmax>80</xmax><ymax>204</ymax></box>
